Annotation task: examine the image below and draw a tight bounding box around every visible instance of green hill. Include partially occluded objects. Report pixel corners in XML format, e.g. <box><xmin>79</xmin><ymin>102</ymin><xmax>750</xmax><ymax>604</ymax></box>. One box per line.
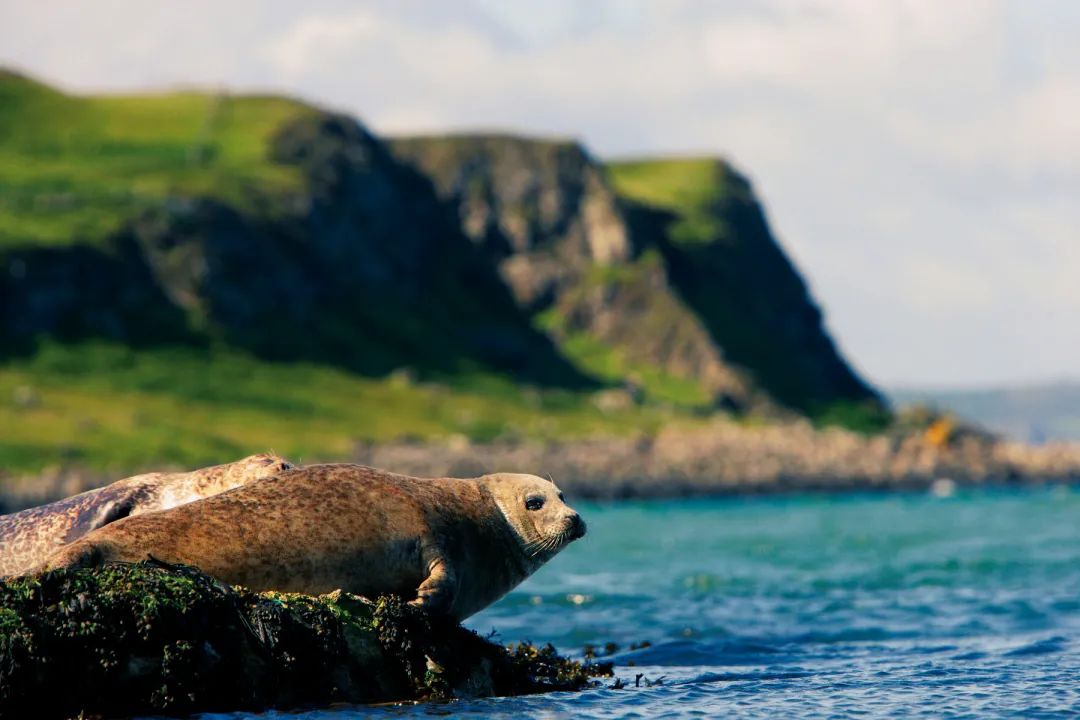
<box><xmin>0</xmin><ymin>69</ymin><xmax>312</xmax><ymax>248</ymax></box>
<box><xmin>389</xmin><ymin>139</ymin><xmax>884</xmax><ymax>425</ymax></box>
<box><xmin>0</xmin><ymin>71</ymin><xmax>885</xmax><ymax>477</ymax></box>
<box><xmin>606</xmin><ymin>158</ymin><xmax>880</xmax><ymax>424</ymax></box>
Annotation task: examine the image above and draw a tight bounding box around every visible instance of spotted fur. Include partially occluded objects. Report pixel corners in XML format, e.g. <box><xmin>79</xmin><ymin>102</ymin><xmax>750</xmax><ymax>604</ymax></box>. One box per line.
<box><xmin>44</xmin><ymin>464</ymin><xmax>585</xmax><ymax>621</ymax></box>
<box><xmin>0</xmin><ymin>453</ymin><xmax>293</xmax><ymax>577</ymax></box>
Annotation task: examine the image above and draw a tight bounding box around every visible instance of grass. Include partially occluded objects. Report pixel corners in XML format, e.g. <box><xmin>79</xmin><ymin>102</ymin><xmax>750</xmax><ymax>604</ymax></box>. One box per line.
<box><xmin>536</xmin><ymin>252</ymin><xmax>715</xmax><ymax>410</ymax></box>
<box><xmin>0</xmin><ymin>70</ymin><xmax>314</xmax><ymax>248</ymax></box>
<box><xmin>605</xmin><ymin>156</ymin><xmax>887</xmax><ymax>425</ymax></box>
<box><xmin>0</xmin><ymin>72</ymin><xmax>889</xmax><ymax>476</ymax></box>
<box><xmin>536</xmin><ymin>310</ymin><xmax>712</xmax><ymax>410</ymax></box>
<box><xmin>0</xmin><ymin>341</ymin><xmax>688</xmax><ymax>476</ymax></box>
<box><xmin>0</xmin><ymin>73</ymin><xmax>704</xmax><ymax>476</ymax></box>
<box><xmin>606</xmin><ymin>157</ymin><xmax>739</xmax><ymax>245</ymax></box>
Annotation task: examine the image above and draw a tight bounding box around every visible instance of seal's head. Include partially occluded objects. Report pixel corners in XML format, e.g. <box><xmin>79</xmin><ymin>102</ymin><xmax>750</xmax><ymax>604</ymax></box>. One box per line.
<box><xmin>480</xmin><ymin>473</ymin><xmax>586</xmax><ymax>564</ymax></box>
<box><xmin>159</xmin><ymin>453</ymin><xmax>295</xmax><ymax>509</ymax></box>
<box><xmin>194</xmin><ymin>453</ymin><xmax>293</xmax><ymax>493</ymax></box>
<box><xmin>225</xmin><ymin>453</ymin><xmax>294</xmax><ymax>480</ymax></box>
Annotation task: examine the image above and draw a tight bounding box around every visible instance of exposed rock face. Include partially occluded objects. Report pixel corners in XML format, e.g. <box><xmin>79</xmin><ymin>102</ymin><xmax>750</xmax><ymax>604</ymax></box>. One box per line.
<box><xmin>550</xmin><ymin>251</ymin><xmax>757</xmax><ymax>409</ymax></box>
<box><xmin>0</xmin><ymin>239</ymin><xmax>193</xmax><ymax>353</ymax></box>
<box><xmin>1</xmin><ymin>115</ymin><xmax>589</xmax><ymax>386</ymax></box>
<box><xmin>389</xmin><ymin>135</ymin><xmax>633</xmax><ymax>311</ymax></box>
<box><xmin>390</xmin><ymin>136</ymin><xmax>878</xmax><ymax>415</ymax></box>
<box><xmin>1</xmin><ymin>70</ymin><xmax>882</xmax><ymax>418</ymax></box>
<box><xmin>644</xmin><ymin>162</ymin><xmax>878</xmax><ymax>414</ymax></box>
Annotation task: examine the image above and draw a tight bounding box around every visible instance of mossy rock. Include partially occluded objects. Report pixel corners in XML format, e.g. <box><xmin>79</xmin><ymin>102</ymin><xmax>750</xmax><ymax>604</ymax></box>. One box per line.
<box><xmin>0</xmin><ymin>561</ymin><xmax>609</xmax><ymax>717</ymax></box>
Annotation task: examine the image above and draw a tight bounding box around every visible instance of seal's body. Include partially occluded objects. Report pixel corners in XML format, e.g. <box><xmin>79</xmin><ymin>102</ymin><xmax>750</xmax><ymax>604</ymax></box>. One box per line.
<box><xmin>0</xmin><ymin>453</ymin><xmax>293</xmax><ymax>578</ymax></box>
<box><xmin>44</xmin><ymin>464</ymin><xmax>586</xmax><ymax>621</ymax></box>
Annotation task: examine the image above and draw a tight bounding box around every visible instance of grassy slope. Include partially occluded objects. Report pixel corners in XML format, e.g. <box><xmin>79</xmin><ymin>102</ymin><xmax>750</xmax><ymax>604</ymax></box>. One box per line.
<box><xmin>388</xmin><ymin>136</ymin><xmax>718</xmax><ymax>411</ymax></box>
<box><xmin>0</xmin><ymin>341</ymin><xmax>682</xmax><ymax>475</ymax></box>
<box><xmin>0</xmin><ymin>74</ymin><xmax>880</xmax><ymax>476</ymax></box>
<box><xmin>0</xmin><ymin>70</ymin><xmax>312</xmax><ymax>248</ymax></box>
<box><xmin>0</xmin><ymin>72</ymin><xmax>699</xmax><ymax>476</ymax></box>
<box><xmin>605</xmin><ymin>157</ymin><xmax>734</xmax><ymax>245</ymax></box>
<box><xmin>536</xmin><ymin>253</ymin><xmax>716</xmax><ymax>410</ymax></box>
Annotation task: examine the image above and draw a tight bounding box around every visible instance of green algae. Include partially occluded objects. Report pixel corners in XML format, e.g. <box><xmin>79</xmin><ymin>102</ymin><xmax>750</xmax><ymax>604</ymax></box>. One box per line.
<box><xmin>0</xmin><ymin>561</ymin><xmax>608</xmax><ymax>718</ymax></box>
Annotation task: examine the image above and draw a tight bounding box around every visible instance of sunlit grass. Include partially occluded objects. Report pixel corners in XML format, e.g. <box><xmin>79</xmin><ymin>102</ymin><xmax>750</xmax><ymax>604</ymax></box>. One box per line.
<box><xmin>606</xmin><ymin>157</ymin><xmax>734</xmax><ymax>245</ymax></box>
<box><xmin>535</xmin><ymin>308</ymin><xmax>711</xmax><ymax>409</ymax></box>
<box><xmin>0</xmin><ymin>71</ymin><xmax>313</xmax><ymax>247</ymax></box>
<box><xmin>0</xmin><ymin>341</ymin><xmax>686</xmax><ymax>475</ymax></box>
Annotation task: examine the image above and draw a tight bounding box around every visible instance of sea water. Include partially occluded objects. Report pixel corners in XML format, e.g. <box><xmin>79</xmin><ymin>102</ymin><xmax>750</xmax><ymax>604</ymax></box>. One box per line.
<box><xmin>207</xmin><ymin>487</ymin><xmax>1080</xmax><ymax>718</ymax></box>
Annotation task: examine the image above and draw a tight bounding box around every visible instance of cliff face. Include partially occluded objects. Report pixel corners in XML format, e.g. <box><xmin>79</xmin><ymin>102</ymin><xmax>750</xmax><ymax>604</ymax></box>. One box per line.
<box><xmin>0</xmin><ymin>99</ymin><xmax>587</xmax><ymax>386</ymax></box>
<box><xmin>611</xmin><ymin>159</ymin><xmax>880</xmax><ymax>415</ymax></box>
<box><xmin>1</xmin><ymin>71</ymin><xmax>881</xmax><ymax>423</ymax></box>
<box><xmin>388</xmin><ymin>136</ymin><xmax>632</xmax><ymax>309</ymax></box>
<box><xmin>390</xmin><ymin>138</ymin><xmax>880</xmax><ymax>416</ymax></box>
<box><xmin>389</xmin><ymin>136</ymin><xmax>755</xmax><ymax>410</ymax></box>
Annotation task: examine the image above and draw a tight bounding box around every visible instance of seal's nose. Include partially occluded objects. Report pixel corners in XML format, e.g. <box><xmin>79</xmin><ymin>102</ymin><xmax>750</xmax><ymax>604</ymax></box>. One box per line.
<box><xmin>568</xmin><ymin>512</ymin><xmax>587</xmax><ymax>539</ymax></box>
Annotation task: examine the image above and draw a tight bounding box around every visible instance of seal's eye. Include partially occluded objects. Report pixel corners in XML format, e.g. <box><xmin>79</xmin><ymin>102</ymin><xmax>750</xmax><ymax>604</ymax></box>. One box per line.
<box><xmin>557</xmin><ymin>492</ymin><xmax>565</xmax><ymax>502</ymax></box>
<box><xmin>525</xmin><ymin>496</ymin><xmax>545</xmax><ymax>511</ymax></box>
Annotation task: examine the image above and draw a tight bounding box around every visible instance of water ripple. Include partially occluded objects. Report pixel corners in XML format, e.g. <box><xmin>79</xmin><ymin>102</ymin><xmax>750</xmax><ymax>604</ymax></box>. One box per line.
<box><xmin>201</xmin><ymin>487</ymin><xmax>1080</xmax><ymax>719</ymax></box>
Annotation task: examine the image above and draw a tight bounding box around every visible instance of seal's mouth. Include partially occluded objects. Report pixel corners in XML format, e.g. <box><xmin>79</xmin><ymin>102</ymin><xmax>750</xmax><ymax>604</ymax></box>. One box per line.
<box><xmin>525</xmin><ymin>515</ymin><xmax>586</xmax><ymax>558</ymax></box>
<box><xmin>568</xmin><ymin>514</ymin><xmax>587</xmax><ymax>540</ymax></box>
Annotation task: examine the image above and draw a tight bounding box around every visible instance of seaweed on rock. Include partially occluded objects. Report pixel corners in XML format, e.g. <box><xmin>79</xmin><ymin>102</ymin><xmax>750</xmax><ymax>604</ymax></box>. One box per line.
<box><xmin>0</xmin><ymin>560</ymin><xmax>608</xmax><ymax>718</ymax></box>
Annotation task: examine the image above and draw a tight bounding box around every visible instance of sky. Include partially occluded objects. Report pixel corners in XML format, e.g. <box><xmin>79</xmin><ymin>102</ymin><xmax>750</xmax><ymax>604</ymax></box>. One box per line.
<box><xmin>2</xmin><ymin>0</ymin><xmax>1078</xmax><ymax>389</ymax></box>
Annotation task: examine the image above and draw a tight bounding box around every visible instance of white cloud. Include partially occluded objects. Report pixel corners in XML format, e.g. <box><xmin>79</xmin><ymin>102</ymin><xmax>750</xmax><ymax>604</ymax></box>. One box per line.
<box><xmin>0</xmin><ymin>0</ymin><xmax>1078</xmax><ymax>387</ymax></box>
<box><xmin>265</xmin><ymin>12</ymin><xmax>378</xmax><ymax>82</ymax></box>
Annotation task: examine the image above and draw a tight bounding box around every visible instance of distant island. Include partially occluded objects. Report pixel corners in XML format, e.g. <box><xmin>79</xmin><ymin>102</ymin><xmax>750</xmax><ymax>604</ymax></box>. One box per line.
<box><xmin>1</xmin><ymin>68</ymin><xmax>1078</xmax><ymax>502</ymax></box>
<box><xmin>891</xmin><ymin>382</ymin><xmax>1080</xmax><ymax>443</ymax></box>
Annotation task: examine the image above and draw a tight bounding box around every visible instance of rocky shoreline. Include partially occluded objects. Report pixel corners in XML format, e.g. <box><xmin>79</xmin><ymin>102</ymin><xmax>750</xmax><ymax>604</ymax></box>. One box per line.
<box><xmin>5</xmin><ymin>418</ymin><xmax>1080</xmax><ymax>512</ymax></box>
<box><xmin>0</xmin><ymin>561</ymin><xmax>606</xmax><ymax>717</ymax></box>
<box><xmin>351</xmin><ymin>419</ymin><xmax>1080</xmax><ymax>499</ymax></box>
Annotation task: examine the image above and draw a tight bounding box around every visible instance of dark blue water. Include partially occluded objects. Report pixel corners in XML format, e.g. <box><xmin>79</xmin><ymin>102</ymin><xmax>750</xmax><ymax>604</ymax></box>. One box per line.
<box><xmin>207</xmin><ymin>486</ymin><xmax>1080</xmax><ymax>718</ymax></box>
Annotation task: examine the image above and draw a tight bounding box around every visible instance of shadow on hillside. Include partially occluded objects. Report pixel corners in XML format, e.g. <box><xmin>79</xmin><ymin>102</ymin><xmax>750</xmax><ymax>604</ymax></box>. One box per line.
<box><xmin>0</xmin><ymin>113</ymin><xmax>598</xmax><ymax>390</ymax></box>
<box><xmin>622</xmin><ymin>199</ymin><xmax>881</xmax><ymax>416</ymax></box>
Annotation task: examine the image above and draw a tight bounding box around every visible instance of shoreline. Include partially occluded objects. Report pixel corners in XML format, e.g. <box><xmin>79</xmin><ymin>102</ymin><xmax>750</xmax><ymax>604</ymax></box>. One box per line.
<box><xmin>350</xmin><ymin>418</ymin><xmax>1080</xmax><ymax>500</ymax></box>
<box><xmin>5</xmin><ymin>418</ymin><xmax>1080</xmax><ymax>511</ymax></box>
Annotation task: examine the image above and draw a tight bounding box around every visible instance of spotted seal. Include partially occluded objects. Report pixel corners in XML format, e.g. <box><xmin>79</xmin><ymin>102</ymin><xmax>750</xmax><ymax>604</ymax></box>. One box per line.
<box><xmin>43</xmin><ymin>464</ymin><xmax>586</xmax><ymax>620</ymax></box>
<box><xmin>0</xmin><ymin>453</ymin><xmax>293</xmax><ymax>577</ymax></box>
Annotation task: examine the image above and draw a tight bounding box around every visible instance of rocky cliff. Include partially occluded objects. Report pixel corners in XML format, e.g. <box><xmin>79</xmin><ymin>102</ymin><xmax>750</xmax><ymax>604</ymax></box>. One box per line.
<box><xmin>1</xmin><ymin>70</ymin><xmax>881</xmax><ymax>428</ymax></box>
<box><xmin>0</xmin><ymin>77</ymin><xmax>586</xmax><ymax>387</ymax></box>
<box><xmin>389</xmin><ymin>137</ymin><xmax>882</xmax><ymax>418</ymax></box>
<box><xmin>389</xmin><ymin>136</ymin><xmax>753</xmax><ymax>410</ymax></box>
<box><xmin>611</xmin><ymin>159</ymin><xmax>881</xmax><ymax>417</ymax></box>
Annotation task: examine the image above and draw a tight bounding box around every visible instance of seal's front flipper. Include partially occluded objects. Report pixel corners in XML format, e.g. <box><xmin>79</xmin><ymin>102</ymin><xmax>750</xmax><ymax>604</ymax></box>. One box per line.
<box><xmin>411</xmin><ymin>555</ymin><xmax>456</xmax><ymax>616</ymax></box>
<box><xmin>36</xmin><ymin>539</ymin><xmax>110</xmax><ymax>574</ymax></box>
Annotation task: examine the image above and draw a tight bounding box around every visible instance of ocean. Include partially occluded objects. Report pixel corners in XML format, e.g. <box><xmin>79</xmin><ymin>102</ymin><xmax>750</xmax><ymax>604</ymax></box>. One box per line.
<box><xmin>204</xmin><ymin>486</ymin><xmax>1080</xmax><ymax>718</ymax></box>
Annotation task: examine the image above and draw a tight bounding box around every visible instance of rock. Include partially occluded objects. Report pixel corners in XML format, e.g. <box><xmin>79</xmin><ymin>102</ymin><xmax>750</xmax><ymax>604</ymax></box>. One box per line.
<box><xmin>349</xmin><ymin>418</ymin><xmax>1080</xmax><ymax>499</ymax></box>
<box><xmin>389</xmin><ymin>136</ymin><xmax>883</xmax><ymax>418</ymax></box>
<box><xmin>0</xmin><ymin>109</ymin><xmax>590</xmax><ymax>389</ymax></box>
<box><xmin>0</xmin><ymin>561</ymin><xmax>608</xmax><ymax>718</ymax></box>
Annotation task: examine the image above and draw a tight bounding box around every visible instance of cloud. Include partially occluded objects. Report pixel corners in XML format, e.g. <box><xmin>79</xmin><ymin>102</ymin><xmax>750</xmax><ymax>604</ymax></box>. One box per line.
<box><xmin>0</xmin><ymin>0</ymin><xmax>1077</xmax><ymax>387</ymax></box>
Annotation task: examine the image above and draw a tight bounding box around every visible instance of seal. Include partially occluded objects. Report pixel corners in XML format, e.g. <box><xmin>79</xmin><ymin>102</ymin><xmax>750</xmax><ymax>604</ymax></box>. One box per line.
<box><xmin>43</xmin><ymin>464</ymin><xmax>586</xmax><ymax>621</ymax></box>
<box><xmin>0</xmin><ymin>453</ymin><xmax>293</xmax><ymax>578</ymax></box>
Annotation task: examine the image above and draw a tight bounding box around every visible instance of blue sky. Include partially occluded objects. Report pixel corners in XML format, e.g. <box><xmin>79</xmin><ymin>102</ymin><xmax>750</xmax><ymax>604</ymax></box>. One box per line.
<box><xmin>2</xmin><ymin>0</ymin><xmax>1078</xmax><ymax>389</ymax></box>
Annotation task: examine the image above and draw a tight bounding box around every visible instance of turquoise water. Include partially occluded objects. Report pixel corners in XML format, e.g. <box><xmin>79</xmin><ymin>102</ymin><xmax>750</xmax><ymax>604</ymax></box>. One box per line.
<box><xmin>211</xmin><ymin>487</ymin><xmax>1080</xmax><ymax>718</ymax></box>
